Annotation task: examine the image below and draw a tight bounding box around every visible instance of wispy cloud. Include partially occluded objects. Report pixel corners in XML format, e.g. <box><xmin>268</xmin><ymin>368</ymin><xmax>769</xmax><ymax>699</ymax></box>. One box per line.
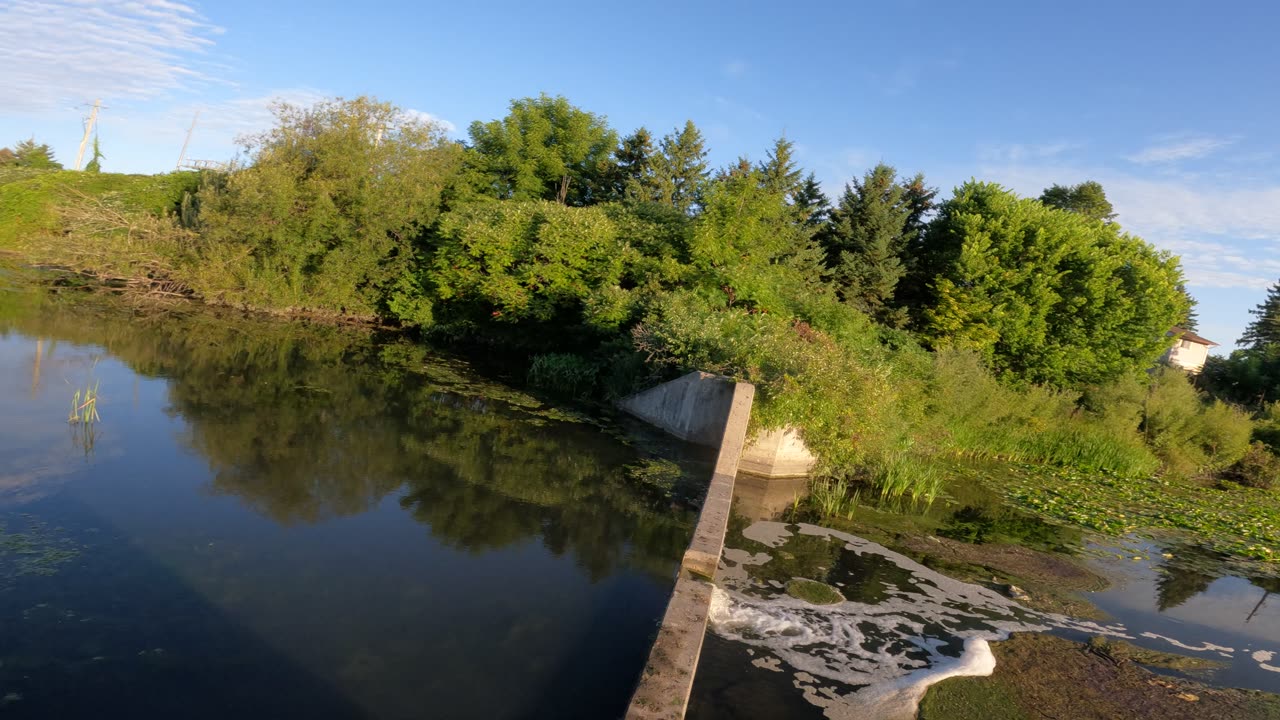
<box><xmin>0</xmin><ymin>1</ymin><xmax>225</xmax><ymax>113</ymax></box>
<box><xmin>980</xmin><ymin>161</ymin><xmax>1280</xmax><ymax>292</ymax></box>
<box><xmin>977</xmin><ymin>142</ymin><xmax>1080</xmax><ymax>164</ymax></box>
<box><xmin>711</xmin><ymin>95</ymin><xmax>765</xmax><ymax>122</ymax></box>
<box><xmin>1126</xmin><ymin>134</ymin><xmax>1236</xmax><ymax>164</ymax></box>
<box><xmin>402</xmin><ymin>109</ymin><xmax>457</xmax><ymax>134</ymax></box>
<box><xmin>721</xmin><ymin>60</ymin><xmax>748</xmax><ymax>78</ymax></box>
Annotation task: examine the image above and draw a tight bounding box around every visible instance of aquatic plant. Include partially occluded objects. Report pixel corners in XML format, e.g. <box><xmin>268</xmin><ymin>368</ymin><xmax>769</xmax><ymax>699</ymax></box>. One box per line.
<box><xmin>810</xmin><ymin>476</ymin><xmax>859</xmax><ymax>521</ymax></box>
<box><xmin>999</xmin><ymin>463</ymin><xmax>1280</xmax><ymax>564</ymax></box>
<box><xmin>68</xmin><ymin>381</ymin><xmax>100</xmax><ymax>424</ymax></box>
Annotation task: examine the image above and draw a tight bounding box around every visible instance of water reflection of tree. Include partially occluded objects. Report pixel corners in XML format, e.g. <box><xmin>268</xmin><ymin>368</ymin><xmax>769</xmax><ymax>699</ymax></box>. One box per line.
<box><xmin>2</xmin><ymin>294</ymin><xmax>693</xmax><ymax>577</ymax></box>
<box><xmin>1155</xmin><ymin>542</ymin><xmax>1280</xmax><ymax>617</ymax></box>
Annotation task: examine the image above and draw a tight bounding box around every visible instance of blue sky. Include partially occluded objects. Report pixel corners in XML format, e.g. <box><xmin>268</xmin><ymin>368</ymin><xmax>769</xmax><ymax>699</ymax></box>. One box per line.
<box><xmin>3</xmin><ymin>0</ymin><xmax>1279</xmax><ymax>351</ymax></box>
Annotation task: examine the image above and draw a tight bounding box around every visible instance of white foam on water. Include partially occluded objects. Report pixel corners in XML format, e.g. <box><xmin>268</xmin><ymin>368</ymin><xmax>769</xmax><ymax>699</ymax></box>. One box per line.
<box><xmin>710</xmin><ymin>521</ymin><xmax>1277</xmax><ymax>718</ymax></box>
<box><xmin>1254</xmin><ymin>650</ymin><xmax>1280</xmax><ymax>673</ymax></box>
<box><xmin>1139</xmin><ymin>632</ymin><xmax>1235</xmax><ymax>655</ymax></box>
<box><xmin>821</xmin><ymin>637</ymin><xmax>997</xmax><ymax>720</ymax></box>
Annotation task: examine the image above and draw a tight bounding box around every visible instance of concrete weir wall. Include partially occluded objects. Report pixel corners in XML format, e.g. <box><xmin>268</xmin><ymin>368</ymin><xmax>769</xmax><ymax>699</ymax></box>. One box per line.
<box><xmin>622</xmin><ymin>373</ymin><xmax>756</xmax><ymax>720</ymax></box>
<box><xmin>620</xmin><ymin>371</ymin><xmax>816</xmax><ymax>479</ymax></box>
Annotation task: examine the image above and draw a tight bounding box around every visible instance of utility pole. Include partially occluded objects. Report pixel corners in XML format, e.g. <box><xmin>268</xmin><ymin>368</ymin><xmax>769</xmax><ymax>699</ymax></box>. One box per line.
<box><xmin>74</xmin><ymin>99</ymin><xmax>101</xmax><ymax>171</ymax></box>
<box><xmin>176</xmin><ymin>110</ymin><xmax>200</xmax><ymax>170</ymax></box>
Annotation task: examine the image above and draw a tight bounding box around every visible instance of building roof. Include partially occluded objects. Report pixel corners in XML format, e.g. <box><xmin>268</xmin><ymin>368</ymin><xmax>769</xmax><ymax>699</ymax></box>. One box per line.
<box><xmin>1169</xmin><ymin>327</ymin><xmax>1218</xmax><ymax>346</ymax></box>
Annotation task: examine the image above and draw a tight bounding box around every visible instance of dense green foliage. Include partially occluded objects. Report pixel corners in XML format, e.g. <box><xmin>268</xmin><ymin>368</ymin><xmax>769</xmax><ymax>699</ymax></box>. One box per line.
<box><xmin>7</xmin><ymin>92</ymin><xmax>1271</xmax><ymax>512</ymax></box>
<box><xmin>467</xmin><ymin>94</ymin><xmax>617</xmax><ymax>205</ymax></box>
<box><xmin>820</xmin><ymin>163</ymin><xmax>934</xmax><ymax>325</ymax></box>
<box><xmin>1241</xmin><ymin>278</ymin><xmax>1280</xmax><ymax>350</ymax></box>
<box><xmin>918</xmin><ymin>181</ymin><xmax>1187</xmax><ymax>387</ymax></box>
<box><xmin>193</xmin><ymin>97</ymin><xmax>461</xmax><ymax>316</ymax></box>
<box><xmin>1038</xmin><ymin>180</ymin><xmax>1115</xmax><ymax>223</ymax></box>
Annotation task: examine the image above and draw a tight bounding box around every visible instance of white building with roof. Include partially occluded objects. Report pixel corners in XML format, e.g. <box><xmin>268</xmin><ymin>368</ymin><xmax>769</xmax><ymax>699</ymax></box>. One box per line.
<box><xmin>1163</xmin><ymin>327</ymin><xmax>1218</xmax><ymax>373</ymax></box>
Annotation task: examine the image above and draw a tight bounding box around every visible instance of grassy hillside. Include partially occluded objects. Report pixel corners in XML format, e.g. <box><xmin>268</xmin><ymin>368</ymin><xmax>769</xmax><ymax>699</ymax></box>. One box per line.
<box><xmin>0</xmin><ymin>169</ymin><xmax>198</xmax><ymax>247</ymax></box>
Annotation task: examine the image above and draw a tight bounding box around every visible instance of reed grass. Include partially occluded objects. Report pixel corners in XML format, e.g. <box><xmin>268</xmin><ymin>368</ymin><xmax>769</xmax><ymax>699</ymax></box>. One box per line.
<box><xmin>68</xmin><ymin>381</ymin><xmax>100</xmax><ymax>424</ymax></box>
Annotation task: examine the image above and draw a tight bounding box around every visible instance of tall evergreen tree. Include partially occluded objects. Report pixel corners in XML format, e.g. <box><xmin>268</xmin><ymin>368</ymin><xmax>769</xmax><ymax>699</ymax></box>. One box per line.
<box><xmin>821</xmin><ymin>163</ymin><xmax>921</xmax><ymax>325</ymax></box>
<box><xmin>792</xmin><ymin>173</ymin><xmax>830</xmax><ymax>228</ymax></box>
<box><xmin>1177</xmin><ymin>285</ymin><xmax>1199</xmax><ymax>331</ymax></box>
<box><xmin>758</xmin><ymin>137</ymin><xmax>803</xmax><ymax>197</ymax></box>
<box><xmin>1241</xmin><ymin>279</ymin><xmax>1280</xmax><ymax>349</ymax></box>
<box><xmin>612</xmin><ymin>128</ymin><xmax>655</xmax><ymax>200</ymax></box>
<box><xmin>718</xmin><ymin>156</ymin><xmax>753</xmax><ymax>181</ymax></box>
<box><xmin>1040</xmin><ymin>180</ymin><xmax>1116</xmax><ymax>223</ymax></box>
<box><xmin>10</xmin><ymin>137</ymin><xmax>62</xmax><ymax>169</ymax></box>
<box><xmin>651</xmin><ymin>120</ymin><xmax>709</xmax><ymax>214</ymax></box>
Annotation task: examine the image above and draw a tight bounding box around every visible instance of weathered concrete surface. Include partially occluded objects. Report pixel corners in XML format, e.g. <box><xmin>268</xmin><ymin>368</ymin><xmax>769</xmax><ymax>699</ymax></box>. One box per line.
<box><xmin>626</xmin><ymin>380</ymin><xmax>755</xmax><ymax>720</ymax></box>
<box><xmin>731</xmin><ymin>472</ymin><xmax>810</xmax><ymax>521</ymax></box>
<box><xmin>620</xmin><ymin>374</ymin><xmax>816</xmax><ymax>478</ymax></box>
<box><xmin>738</xmin><ymin>427</ymin><xmax>817</xmax><ymax>478</ymax></box>
<box><xmin>619</xmin><ymin>371</ymin><xmax>737</xmax><ymax>448</ymax></box>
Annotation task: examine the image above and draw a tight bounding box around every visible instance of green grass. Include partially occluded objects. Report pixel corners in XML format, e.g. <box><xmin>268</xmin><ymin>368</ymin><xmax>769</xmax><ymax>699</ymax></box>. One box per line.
<box><xmin>0</xmin><ymin>170</ymin><xmax>198</xmax><ymax>247</ymax></box>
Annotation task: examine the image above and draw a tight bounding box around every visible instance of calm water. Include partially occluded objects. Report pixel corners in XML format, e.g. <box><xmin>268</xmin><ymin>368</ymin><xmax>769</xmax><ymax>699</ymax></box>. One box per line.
<box><xmin>0</xmin><ymin>287</ymin><xmax>694</xmax><ymax>719</ymax></box>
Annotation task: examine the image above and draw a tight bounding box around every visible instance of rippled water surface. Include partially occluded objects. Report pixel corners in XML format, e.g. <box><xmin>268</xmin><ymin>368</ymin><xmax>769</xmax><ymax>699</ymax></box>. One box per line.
<box><xmin>0</xmin><ymin>286</ymin><xmax>693</xmax><ymax>719</ymax></box>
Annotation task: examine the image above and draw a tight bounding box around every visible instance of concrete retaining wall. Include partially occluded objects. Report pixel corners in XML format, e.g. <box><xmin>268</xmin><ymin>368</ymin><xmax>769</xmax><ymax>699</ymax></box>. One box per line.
<box><xmin>738</xmin><ymin>427</ymin><xmax>817</xmax><ymax>478</ymax></box>
<box><xmin>619</xmin><ymin>372</ymin><xmax>816</xmax><ymax>479</ymax></box>
<box><xmin>618</xmin><ymin>371</ymin><xmax>738</xmax><ymax>448</ymax></box>
<box><xmin>625</xmin><ymin>377</ymin><xmax>755</xmax><ymax>720</ymax></box>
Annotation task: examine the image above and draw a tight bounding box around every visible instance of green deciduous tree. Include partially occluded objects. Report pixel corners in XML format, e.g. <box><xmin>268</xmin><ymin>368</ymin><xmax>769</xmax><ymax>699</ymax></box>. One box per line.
<box><xmin>918</xmin><ymin>181</ymin><xmax>1187</xmax><ymax>387</ymax></box>
<box><xmin>467</xmin><ymin>94</ymin><xmax>618</xmax><ymax>205</ymax></box>
<box><xmin>1040</xmin><ymin>180</ymin><xmax>1116</xmax><ymax>223</ymax></box>
<box><xmin>651</xmin><ymin>120</ymin><xmax>709</xmax><ymax>214</ymax></box>
<box><xmin>426</xmin><ymin>201</ymin><xmax>629</xmax><ymax>329</ymax></box>
<box><xmin>195</xmin><ymin>96</ymin><xmax>462</xmax><ymax>318</ymax></box>
<box><xmin>688</xmin><ymin>170</ymin><xmax>825</xmax><ymax>314</ymax></box>
<box><xmin>1241</xmin><ymin>279</ymin><xmax>1280</xmax><ymax>349</ymax></box>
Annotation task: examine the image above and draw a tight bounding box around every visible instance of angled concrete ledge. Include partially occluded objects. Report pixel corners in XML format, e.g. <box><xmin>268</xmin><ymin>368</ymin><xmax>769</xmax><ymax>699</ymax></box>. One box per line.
<box><xmin>624</xmin><ymin>375</ymin><xmax>755</xmax><ymax>720</ymax></box>
<box><xmin>738</xmin><ymin>427</ymin><xmax>817</xmax><ymax>478</ymax></box>
<box><xmin>619</xmin><ymin>371</ymin><xmax>817</xmax><ymax>479</ymax></box>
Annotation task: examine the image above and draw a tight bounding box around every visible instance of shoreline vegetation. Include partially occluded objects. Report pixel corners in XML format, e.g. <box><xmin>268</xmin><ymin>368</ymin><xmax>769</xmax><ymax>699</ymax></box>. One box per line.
<box><xmin>5</xmin><ymin>93</ymin><xmax>1280</xmax><ymax>576</ymax></box>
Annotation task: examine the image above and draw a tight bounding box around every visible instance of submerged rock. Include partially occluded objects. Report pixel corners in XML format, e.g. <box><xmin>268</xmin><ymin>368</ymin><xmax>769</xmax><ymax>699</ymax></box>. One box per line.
<box><xmin>785</xmin><ymin>578</ymin><xmax>845</xmax><ymax>605</ymax></box>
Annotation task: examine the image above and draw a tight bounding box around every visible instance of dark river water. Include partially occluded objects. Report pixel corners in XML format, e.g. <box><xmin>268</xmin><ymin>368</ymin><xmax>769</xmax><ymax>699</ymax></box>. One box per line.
<box><xmin>0</xmin><ymin>286</ymin><xmax>694</xmax><ymax>719</ymax></box>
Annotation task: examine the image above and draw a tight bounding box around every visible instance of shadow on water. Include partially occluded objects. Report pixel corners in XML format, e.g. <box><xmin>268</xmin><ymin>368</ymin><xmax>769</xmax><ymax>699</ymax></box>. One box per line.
<box><xmin>1</xmin><ymin>497</ymin><xmax>371</xmax><ymax>720</ymax></box>
<box><xmin>0</xmin><ymin>283</ymin><xmax>699</xmax><ymax>719</ymax></box>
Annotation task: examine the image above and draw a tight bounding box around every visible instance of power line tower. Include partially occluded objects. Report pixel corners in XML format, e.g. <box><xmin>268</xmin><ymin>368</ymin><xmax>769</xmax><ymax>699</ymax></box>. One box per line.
<box><xmin>176</xmin><ymin>110</ymin><xmax>201</xmax><ymax>170</ymax></box>
<box><xmin>74</xmin><ymin>99</ymin><xmax>102</xmax><ymax>171</ymax></box>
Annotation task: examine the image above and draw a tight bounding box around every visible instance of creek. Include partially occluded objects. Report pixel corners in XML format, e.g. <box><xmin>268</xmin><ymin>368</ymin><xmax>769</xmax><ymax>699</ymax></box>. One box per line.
<box><xmin>0</xmin><ymin>283</ymin><xmax>695</xmax><ymax>719</ymax></box>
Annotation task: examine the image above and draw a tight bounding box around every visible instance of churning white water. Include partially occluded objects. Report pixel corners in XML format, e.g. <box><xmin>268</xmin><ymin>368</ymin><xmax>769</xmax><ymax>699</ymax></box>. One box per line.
<box><xmin>708</xmin><ymin>522</ymin><xmax>1278</xmax><ymax>719</ymax></box>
